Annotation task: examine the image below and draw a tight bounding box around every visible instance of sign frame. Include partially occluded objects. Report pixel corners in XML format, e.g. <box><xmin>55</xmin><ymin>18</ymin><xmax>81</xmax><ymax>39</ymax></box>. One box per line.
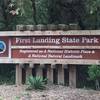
<box><xmin>0</xmin><ymin>30</ymin><xmax>100</xmax><ymax>65</ymax></box>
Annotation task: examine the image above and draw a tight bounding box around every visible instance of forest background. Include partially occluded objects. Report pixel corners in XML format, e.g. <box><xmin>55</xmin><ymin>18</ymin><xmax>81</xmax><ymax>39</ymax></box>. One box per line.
<box><xmin>0</xmin><ymin>0</ymin><xmax>100</xmax><ymax>89</ymax></box>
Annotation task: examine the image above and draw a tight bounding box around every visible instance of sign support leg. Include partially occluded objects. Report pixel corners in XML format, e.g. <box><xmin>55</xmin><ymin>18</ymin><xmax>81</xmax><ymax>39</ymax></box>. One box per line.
<box><xmin>26</xmin><ymin>67</ymin><xmax>32</xmax><ymax>83</ymax></box>
<box><xmin>36</xmin><ymin>64</ymin><xmax>43</xmax><ymax>77</ymax></box>
<box><xmin>16</xmin><ymin>64</ymin><xmax>22</xmax><ymax>86</ymax></box>
<box><xmin>69</xmin><ymin>65</ymin><xmax>76</xmax><ymax>88</ymax></box>
<box><xmin>58</xmin><ymin>64</ymin><xmax>64</xmax><ymax>85</ymax></box>
<box><xmin>47</xmin><ymin>65</ymin><xmax>53</xmax><ymax>84</ymax></box>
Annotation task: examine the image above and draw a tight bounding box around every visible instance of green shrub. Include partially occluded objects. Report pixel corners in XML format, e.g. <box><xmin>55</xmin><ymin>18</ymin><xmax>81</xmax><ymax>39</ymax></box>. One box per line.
<box><xmin>88</xmin><ymin>65</ymin><xmax>100</xmax><ymax>90</ymax></box>
<box><xmin>14</xmin><ymin>96</ymin><xmax>20</xmax><ymax>100</ymax></box>
<box><xmin>26</xmin><ymin>76</ymin><xmax>47</xmax><ymax>90</ymax></box>
<box><xmin>0</xmin><ymin>96</ymin><xmax>3</xmax><ymax>100</ymax></box>
<box><xmin>0</xmin><ymin>69</ymin><xmax>15</xmax><ymax>85</ymax></box>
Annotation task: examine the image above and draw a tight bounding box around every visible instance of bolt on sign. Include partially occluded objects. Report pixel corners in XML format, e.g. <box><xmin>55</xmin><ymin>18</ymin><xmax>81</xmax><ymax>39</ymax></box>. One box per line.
<box><xmin>0</xmin><ymin>31</ymin><xmax>100</xmax><ymax>64</ymax></box>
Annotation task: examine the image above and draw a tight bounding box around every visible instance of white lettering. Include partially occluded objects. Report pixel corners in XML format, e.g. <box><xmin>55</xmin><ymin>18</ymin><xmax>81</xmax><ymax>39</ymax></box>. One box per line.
<box><xmin>62</xmin><ymin>37</ymin><xmax>80</xmax><ymax>43</ymax></box>
<box><xmin>33</xmin><ymin>37</ymin><xmax>60</xmax><ymax>44</ymax></box>
<box><xmin>16</xmin><ymin>38</ymin><xmax>31</xmax><ymax>44</ymax></box>
<box><xmin>63</xmin><ymin>55</ymin><xmax>82</xmax><ymax>59</ymax></box>
<box><xmin>82</xmin><ymin>37</ymin><xmax>99</xmax><ymax>43</ymax></box>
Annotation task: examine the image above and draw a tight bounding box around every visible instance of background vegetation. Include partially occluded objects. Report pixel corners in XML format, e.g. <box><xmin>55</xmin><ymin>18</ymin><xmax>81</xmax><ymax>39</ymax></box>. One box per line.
<box><xmin>0</xmin><ymin>0</ymin><xmax>100</xmax><ymax>89</ymax></box>
<box><xmin>0</xmin><ymin>0</ymin><xmax>100</xmax><ymax>30</ymax></box>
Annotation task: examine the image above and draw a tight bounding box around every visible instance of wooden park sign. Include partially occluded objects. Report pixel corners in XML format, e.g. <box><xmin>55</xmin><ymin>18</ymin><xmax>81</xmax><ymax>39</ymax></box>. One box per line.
<box><xmin>0</xmin><ymin>30</ymin><xmax>100</xmax><ymax>64</ymax></box>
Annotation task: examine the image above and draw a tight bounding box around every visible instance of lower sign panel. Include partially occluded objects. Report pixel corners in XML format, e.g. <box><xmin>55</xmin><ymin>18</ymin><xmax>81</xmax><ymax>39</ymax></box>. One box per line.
<box><xmin>12</xmin><ymin>49</ymin><xmax>100</xmax><ymax>60</ymax></box>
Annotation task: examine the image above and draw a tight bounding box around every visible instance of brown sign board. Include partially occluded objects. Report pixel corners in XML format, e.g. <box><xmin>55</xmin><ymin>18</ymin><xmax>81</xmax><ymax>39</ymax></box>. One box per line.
<box><xmin>12</xmin><ymin>49</ymin><xmax>100</xmax><ymax>60</ymax></box>
<box><xmin>12</xmin><ymin>35</ymin><xmax>100</xmax><ymax>46</ymax></box>
<box><xmin>0</xmin><ymin>31</ymin><xmax>100</xmax><ymax>64</ymax></box>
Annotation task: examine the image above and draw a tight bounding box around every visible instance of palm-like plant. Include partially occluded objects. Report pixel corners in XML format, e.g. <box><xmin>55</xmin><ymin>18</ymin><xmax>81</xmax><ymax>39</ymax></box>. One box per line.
<box><xmin>26</xmin><ymin>76</ymin><xmax>47</xmax><ymax>90</ymax></box>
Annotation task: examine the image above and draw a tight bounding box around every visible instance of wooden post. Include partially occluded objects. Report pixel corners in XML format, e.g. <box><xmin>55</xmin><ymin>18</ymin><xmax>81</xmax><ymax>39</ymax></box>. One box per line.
<box><xmin>36</xmin><ymin>64</ymin><xmax>43</xmax><ymax>77</ymax></box>
<box><xmin>47</xmin><ymin>64</ymin><xmax>54</xmax><ymax>84</ymax></box>
<box><xmin>16</xmin><ymin>25</ymin><xmax>24</xmax><ymax>86</ymax></box>
<box><xmin>16</xmin><ymin>64</ymin><xmax>22</xmax><ymax>86</ymax></box>
<box><xmin>26</xmin><ymin>67</ymin><xmax>32</xmax><ymax>83</ymax></box>
<box><xmin>69</xmin><ymin>65</ymin><xmax>76</xmax><ymax>88</ymax></box>
<box><xmin>25</xmin><ymin>63</ymin><xmax>33</xmax><ymax>78</ymax></box>
<box><xmin>26</xmin><ymin>67</ymin><xmax>32</xmax><ymax>77</ymax></box>
<box><xmin>58</xmin><ymin>64</ymin><xmax>64</xmax><ymax>85</ymax></box>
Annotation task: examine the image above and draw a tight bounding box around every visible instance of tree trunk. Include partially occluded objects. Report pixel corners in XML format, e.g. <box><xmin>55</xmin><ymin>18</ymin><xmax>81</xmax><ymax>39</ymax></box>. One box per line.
<box><xmin>31</xmin><ymin>0</ymin><xmax>37</xmax><ymax>24</ymax></box>
<box><xmin>95</xmin><ymin>7</ymin><xmax>99</xmax><ymax>29</ymax></box>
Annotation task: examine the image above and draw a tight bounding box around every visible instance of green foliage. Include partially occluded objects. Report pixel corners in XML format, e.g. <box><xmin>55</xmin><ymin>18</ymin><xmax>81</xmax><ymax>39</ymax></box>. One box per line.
<box><xmin>7</xmin><ymin>0</ymin><xmax>34</xmax><ymax>30</ymax></box>
<box><xmin>26</xmin><ymin>76</ymin><xmax>47</xmax><ymax>90</ymax></box>
<box><xmin>0</xmin><ymin>64</ymin><xmax>15</xmax><ymax>85</ymax></box>
<box><xmin>88</xmin><ymin>65</ymin><xmax>100</xmax><ymax>80</ymax></box>
<box><xmin>0</xmin><ymin>0</ymin><xmax>6</xmax><ymax>30</ymax></box>
<box><xmin>14</xmin><ymin>96</ymin><xmax>20</xmax><ymax>100</ymax></box>
<box><xmin>0</xmin><ymin>0</ymin><xmax>35</xmax><ymax>30</ymax></box>
<box><xmin>0</xmin><ymin>0</ymin><xmax>100</xmax><ymax>30</ymax></box>
<box><xmin>86</xmin><ymin>0</ymin><xmax>100</xmax><ymax>14</ymax></box>
<box><xmin>0</xmin><ymin>96</ymin><xmax>3</xmax><ymax>100</ymax></box>
<box><xmin>35</xmin><ymin>0</ymin><xmax>49</xmax><ymax>24</ymax></box>
<box><xmin>0</xmin><ymin>0</ymin><xmax>21</xmax><ymax>30</ymax></box>
<box><xmin>88</xmin><ymin>65</ymin><xmax>100</xmax><ymax>90</ymax></box>
<box><xmin>16</xmin><ymin>0</ymin><xmax>34</xmax><ymax>25</ymax></box>
<box><xmin>0</xmin><ymin>22</ymin><xmax>6</xmax><ymax>31</ymax></box>
<box><xmin>85</xmin><ymin>0</ymin><xmax>100</xmax><ymax>29</ymax></box>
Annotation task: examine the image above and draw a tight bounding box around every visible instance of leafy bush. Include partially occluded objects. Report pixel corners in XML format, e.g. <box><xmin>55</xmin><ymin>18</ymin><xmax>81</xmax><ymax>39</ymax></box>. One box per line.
<box><xmin>0</xmin><ymin>64</ymin><xmax>15</xmax><ymax>85</ymax></box>
<box><xmin>35</xmin><ymin>0</ymin><xmax>49</xmax><ymax>24</ymax></box>
<box><xmin>26</xmin><ymin>76</ymin><xmax>47</xmax><ymax>90</ymax></box>
<box><xmin>88</xmin><ymin>65</ymin><xmax>100</xmax><ymax>90</ymax></box>
<box><xmin>0</xmin><ymin>96</ymin><xmax>3</xmax><ymax>100</ymax></box>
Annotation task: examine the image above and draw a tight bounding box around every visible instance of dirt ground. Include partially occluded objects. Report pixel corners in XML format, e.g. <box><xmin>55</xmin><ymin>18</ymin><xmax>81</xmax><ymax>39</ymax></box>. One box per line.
<box><xmin>0</xmin><ymin>85</ymin><xmax>100</xmax><ymax>100</ymax></box>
